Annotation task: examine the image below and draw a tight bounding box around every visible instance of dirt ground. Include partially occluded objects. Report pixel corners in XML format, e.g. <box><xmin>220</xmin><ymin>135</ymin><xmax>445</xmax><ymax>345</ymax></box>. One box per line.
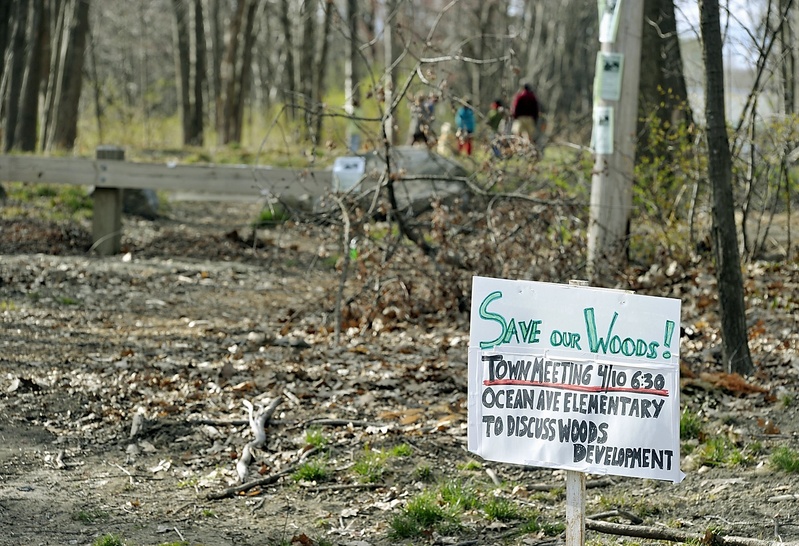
<box><xmin>1</xmin><ymin>197</ymin><xmax>799</xmax><ymax>546</ymax></box>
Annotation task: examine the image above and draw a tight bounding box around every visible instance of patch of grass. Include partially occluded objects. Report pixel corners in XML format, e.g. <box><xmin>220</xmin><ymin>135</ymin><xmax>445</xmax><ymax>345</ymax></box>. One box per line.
<box><xmin>598</xmin><ymin>493</ymin><xmax>660</xmax><ymax>518</ymax></box>
<box><xmin>483</xmin><ymin>496</ymin><xmax>522</xmax><ymax>521</ymax></box>
<box><xmin>439</xmin><ymin>480</ymin><xmax>480</xmax><ymax>511</ymax></box>
<box><xmin>72</xmin><ymin>508</ymin><xmax>110</xmax><ymax>523</ymax></box>
<box><xmin>389</xmin><ymin>477</ymin><xmax>568</xmax><ymax>541</ymax></box>
<box><xmin>305</xmin><ymin>427</ymin><xmax>327</xmax><ymax>449</ymax></box>
<box><xmin>57</xmin><ymin>296</ymin><xmax>81</xmax><ymax>306</ymax></box>
<box><xmin>5</xmin><ymin>182</ymin><xmax>93</xmax><ymax>221</ymax></box>
<box><xmin>457</xmin><ymin>459</ymin><xmax>482</xmax><ymax>471</ymax></box>
<box><xmin>697</xmin><ymin>436</ymin><xmax>749</xmax><ymax>467</ymax></box>
<box><xmin>414</xmin><ymin>464</ymin><xmax>434</xmax><ymax>482</ymax></box>
<box><xmin>254</xmin><ymin>203</ymin><xmax>290</xmax><ymax>227</ymax></box>
<box><xmin>353</xmin><ymin>450</ymin><xmax>386</xmax><ymax>483</ymax></box>
<box><xmin>390</xmin><ymin>443</ymin><xmax>413</xmax><ymax>457</ymax></box>
<box><xmin>771</xmin><ymin>446</ymin><xmax>799</xmax><ymax>472</ymax></box>
<box><xmin>781</xmin><ymin>393</ymin><xmax>795</xmax><ymax>408</ymax></box>
<box><xmin>680</xmin><ymin>409</ymin><xmax>703</xmax><ymax>440</ymax></box>
<box><xmin>60</xmin><ymin>186</ymin><xmax>93</xmax><ymax>215</ymax></box>
<box><xmin>389</xmin><ymin>490</ymin><xmax>454</xmax><ymax>539</ymax></box>
<box><xmin>292</xmin><ymin>458</ymin><xmax>329</xmax><ymax>483</ymax></box>
<box><xmin>518</xmin><ymin>510</ymin><xmax>564</xmax><ymax>536</ymax></box>
<box><xmin>0</xmin><ymin>300</ymin><xmax>17</xmax><ymax>311</ymax></box>
<box><xmin>92</xmin><ymin>535</ymin><xmax>125</xmax><ymax>546</ymax></box>
<box><xmin>201</xmin><ymin>508</ymin><xmax>217</xmax><ymax>518</ymax></box>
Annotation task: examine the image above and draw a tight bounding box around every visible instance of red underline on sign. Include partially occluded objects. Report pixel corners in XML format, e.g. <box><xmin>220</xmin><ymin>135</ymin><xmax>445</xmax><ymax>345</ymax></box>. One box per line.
<box><xmin>482</xmin><ymin>380</ymin><xmax>669</xmax><ymax>397</ymax></box>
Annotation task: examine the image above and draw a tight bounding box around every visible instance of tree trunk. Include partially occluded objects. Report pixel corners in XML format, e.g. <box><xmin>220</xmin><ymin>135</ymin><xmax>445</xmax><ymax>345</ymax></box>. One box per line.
<box><xmin>3</xmin><ymin>0</ymin><xmax>30</xmax><ymax>152</ymax></box>
<box><xmin>699</xmin><ymin>0</ymin><xmax>754</xmax><ymax>376</ymax></box>
<box><xmin>217</xmin><ymin>0</ymin><xmax>256</xmax><ymax>145</ymax></box>
<box><xmin>49</xmin><ymin>0</ymin><xmax>89</xmax><ymax>151</ymax></box>
<box><xmin>278</xmin><ymin>0</ymin><xmax>295</xmax><ymax>120</ymax></box>
<box><xmin>0</xmin><ymin>0</ymin><xmax>14</xmax><ymax>86</ymax></box>
<box><xmin>344</xmin><ymin>0</ymin><xmax>360</xmax><ymax>108</ymax></box>
<box><xmin>191</xmin><ymin>0</ymin><xmax>206</xmax><ymax>145</ymax></box>
<box><xmin>780</xmin><ymin>0</ymin><xmax>795</xmax><ymax>114</ymax></box>
<box><xmin>383</xmin><ymin>0</ymin><xmax>398</xmax><ymax>145</ymax></box>
<box><xmin>15</xmin><ymin>0</ymin><xmax>45</xmax><ymax>151</ymax></box>
<box><xmin>639</xmin><ymin>0</ymin><xmax>692</xmax><ymax>125</ymax></box>
<box><xmin>299</xmin><ymin>0</ymin><xmax>316</xmax><ymax>141</ymax></box>
<box><xmin>208</xmin><ymin>0</ymin><xmax>222</xmax><ymax>128</ymax></box>
<box><xmin>40</xmin><ymin>0</ymin><xmax>66</xmax><ymax>151</ymax></box>
<box><xmin>312</xmin><ymin>0</ymin><xmax>332</xmax><ymax>142</ymax></box>
<box><xmin>217</xmin><ymin>0</ymin><xmax>245</xmax><ymax>144</ymax></box>
<box><xmin>231</xmin><ymin>0</ymin><xmax>256</xmax><ymax>143</ymax></box>
<box><xmin>172</xmin><ymin>0</ymin><xmax>192</xmax><ymax>145</ymax></box>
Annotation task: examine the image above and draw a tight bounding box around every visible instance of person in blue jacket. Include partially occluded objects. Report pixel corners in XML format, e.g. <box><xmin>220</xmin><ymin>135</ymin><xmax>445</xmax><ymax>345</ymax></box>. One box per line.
<box><xmin>455</xmin><ymin>99</ymin><xmax>476</xmax><ymax>156</ymax></box>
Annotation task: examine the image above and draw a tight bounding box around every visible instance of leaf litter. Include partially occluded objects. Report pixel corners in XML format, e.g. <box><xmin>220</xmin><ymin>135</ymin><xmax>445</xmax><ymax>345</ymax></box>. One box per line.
<box><xmin>0</xmin><ymin>199</ymin><xmax>798</xmax><ymax>545</ymax></box>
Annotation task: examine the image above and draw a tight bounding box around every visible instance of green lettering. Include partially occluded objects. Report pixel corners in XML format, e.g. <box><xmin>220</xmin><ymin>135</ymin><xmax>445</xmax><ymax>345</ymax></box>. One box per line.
<box><xmin>479</xmin><ymin>291</ymin><xmax>506</xmax><ymax>349</ymax></box>
<box><xmin>503</xmin><ymin>318</ymin><xmax>520</xmax><ymax>344</ymax></box>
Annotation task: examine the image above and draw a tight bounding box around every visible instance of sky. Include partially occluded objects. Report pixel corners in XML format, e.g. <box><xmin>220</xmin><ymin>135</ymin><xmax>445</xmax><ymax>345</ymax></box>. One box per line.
<box><xmin>674</xmin><ymin>0</ymin><xmax>764</xmax><ymax>70</ymax></box>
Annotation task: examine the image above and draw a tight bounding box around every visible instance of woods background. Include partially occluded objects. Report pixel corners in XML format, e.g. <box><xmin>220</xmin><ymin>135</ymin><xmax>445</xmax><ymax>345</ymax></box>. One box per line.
<box><xmin>0</xmin><ymin>0</ymin><xmax>765</xmax><ymax>153</ymax></box>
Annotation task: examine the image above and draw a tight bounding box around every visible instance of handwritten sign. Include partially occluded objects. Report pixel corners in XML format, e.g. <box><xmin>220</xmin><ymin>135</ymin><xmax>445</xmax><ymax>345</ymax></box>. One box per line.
<box><xmin>468</xmin><ymin>276</ymin><xmax>684</xmax><ymax>483</ymax></box>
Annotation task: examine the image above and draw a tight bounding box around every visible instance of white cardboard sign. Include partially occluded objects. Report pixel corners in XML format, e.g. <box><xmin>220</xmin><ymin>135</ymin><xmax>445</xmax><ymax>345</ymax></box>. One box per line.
<box><xmin>468</xmin><ymin>276</ymin><xmax>684</xmax><ymax>483</ymax></box>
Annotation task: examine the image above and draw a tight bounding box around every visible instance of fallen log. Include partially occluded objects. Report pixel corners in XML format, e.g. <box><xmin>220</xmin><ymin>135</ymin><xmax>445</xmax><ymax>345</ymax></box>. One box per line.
<box><xmin>586</xmin><ymin>519</ymin><xmax>799</xmax><ymax>546</ymax></box>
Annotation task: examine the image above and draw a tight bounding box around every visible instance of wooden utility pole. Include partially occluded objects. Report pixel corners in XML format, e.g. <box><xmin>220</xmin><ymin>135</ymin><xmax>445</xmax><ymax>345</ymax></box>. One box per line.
<box><xmin>587</xmin><ymin>0</ymin><xmax>644</xmax><ymax>279</ymax></box>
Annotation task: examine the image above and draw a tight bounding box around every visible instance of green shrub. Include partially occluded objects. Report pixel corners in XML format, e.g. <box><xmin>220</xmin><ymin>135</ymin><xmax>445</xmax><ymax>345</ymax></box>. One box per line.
<box><xmin>771</xmin><ymin>446</ymin><xmax>799</xmax><ymax>472</ymax></box>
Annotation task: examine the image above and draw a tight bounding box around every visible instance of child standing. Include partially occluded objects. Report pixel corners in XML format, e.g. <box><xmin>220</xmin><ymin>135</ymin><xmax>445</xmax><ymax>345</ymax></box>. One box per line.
<box><xmin>455</xmin><ymin>101</ymin><xmax>476</xmax><ymax>156</ymax></box>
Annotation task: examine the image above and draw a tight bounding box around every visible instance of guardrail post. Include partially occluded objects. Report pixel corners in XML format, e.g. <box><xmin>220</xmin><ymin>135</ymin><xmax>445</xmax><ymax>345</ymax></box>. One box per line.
<box><xmin>93</xmin><ymin>146</ymin><xmax>125</xmax><ymax>256</ymax></box>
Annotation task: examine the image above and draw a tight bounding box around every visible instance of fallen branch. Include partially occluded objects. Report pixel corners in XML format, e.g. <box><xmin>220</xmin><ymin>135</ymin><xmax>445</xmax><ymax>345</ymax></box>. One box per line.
<box><xmin>586</xmin><ymin>519</ymin><xmax>799</xmax><ymax>546</ymax></box>
<box><xmin>302</xmin><ymin>483</ymin><xmax>383</xmax><ymax>493</ymax></box>
<box><xmin>524</xmin><ymin>477</ymin><xmax>615</xmax><ymax>492</ymax></box>
<box><xmin>301</xmin><ymin>418</ymin><xmax>389</xmax><ymax>428</ymax></box>
<box><xmin>206</xmin><ymin>465</ymin><xmax>297</xmax><ymax>500</ymax></box>
<box><xmin>236</xmin><ymin>396</ymin><xmax>283</xmax><ymax>483</ymax></box>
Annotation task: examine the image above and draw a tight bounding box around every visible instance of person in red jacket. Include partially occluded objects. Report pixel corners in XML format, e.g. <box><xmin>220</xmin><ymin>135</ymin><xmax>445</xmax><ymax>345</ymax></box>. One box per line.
<box><xmin>510</xmin><ymin>83</ymin><xmax>540</xmax><ymax>143</ymax></box>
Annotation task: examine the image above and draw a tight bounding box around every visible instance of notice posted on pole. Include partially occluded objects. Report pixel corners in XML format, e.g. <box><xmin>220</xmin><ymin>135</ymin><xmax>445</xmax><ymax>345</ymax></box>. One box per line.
<box><xmin>468</xmin><ymin>276</ymin><xmax>685</xmax><ymax>483</ymax></box>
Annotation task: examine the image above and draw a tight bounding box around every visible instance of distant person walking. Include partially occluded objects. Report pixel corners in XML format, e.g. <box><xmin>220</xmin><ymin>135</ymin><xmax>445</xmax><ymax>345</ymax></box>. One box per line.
<box><xmin>510</xmin><ymin>83</ymin><xmax>540</xmax><ymax>143</ymax></box>
<box><xmin>455</xmin><ymin>100</ymin><xmax>476</xmax><ymax>156</ymax></box>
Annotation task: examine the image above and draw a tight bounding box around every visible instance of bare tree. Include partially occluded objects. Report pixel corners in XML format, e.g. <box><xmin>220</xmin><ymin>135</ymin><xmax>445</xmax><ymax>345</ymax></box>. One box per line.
<box><xmin>216</xmin><ymin>0</ymin><xmax>256</xmax><ymax>144</ymax></box>
<box><xmin>312</xmin><ymin>0</ymin><xmax>333</xmax><ymax>142</ymax></box>
<box><xmin>344</xmin><ymin>0</ymin><xmax>360</xmax><ymax>108</ymax></box>
<box><xmin>278</xmin><ymin>0</ymin><xmax>296</xmax><ymax>120</ymax></box>
<box><xmin>779</xmin><ymin>0</ymin><xmax>796</xmax><ymax>114</ymax></box>
<box><xmin>3</xmin><ymin>0</ymin><xmax>30</xmax><ymax>152</ymax></box>
<box><xmin>699</xmin><ymin>0</ymin><xmax>754</xmax><ymax>376</ymax></box>
<box><xmin>172</xmin><ymin>0</ymin><xmax>192</xmax><ymax>143</ymax></box>
<box><xmin>191</xmin><ymin>0</ymin><xmax>206</xmax><ymax>144</ymax></box>
<box><xmin>14</xmin><ymin>0</ymin><xmax>47</xmax><ymax>151</ymax></box>
<box><xmin>47</xmin><ymin>0</ymin><xmax>90</xmax><ymax>151</ymax></box>
<box><xmin>639</xmin><ymin>0</ymin><xmax>692</xmax><ymax>126</ymax></box>
<box><xmin>171</xmin><ymin>0</ymin><xmax>205</xmax><ymax>145</ymax></box>
<box><xmin>0</xmin><ymin>0</ymin><xmax>13</xmax><ymax>82</ymax></box>
<box><xmin>383</xmin><ymin>0</ymin><xmax>398</xmax><ymax>145</ymax></box>
<box><xmin>207</xmin><ymin>0</ymin><xmax>223</xmax><ymax>125</ymax></box>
